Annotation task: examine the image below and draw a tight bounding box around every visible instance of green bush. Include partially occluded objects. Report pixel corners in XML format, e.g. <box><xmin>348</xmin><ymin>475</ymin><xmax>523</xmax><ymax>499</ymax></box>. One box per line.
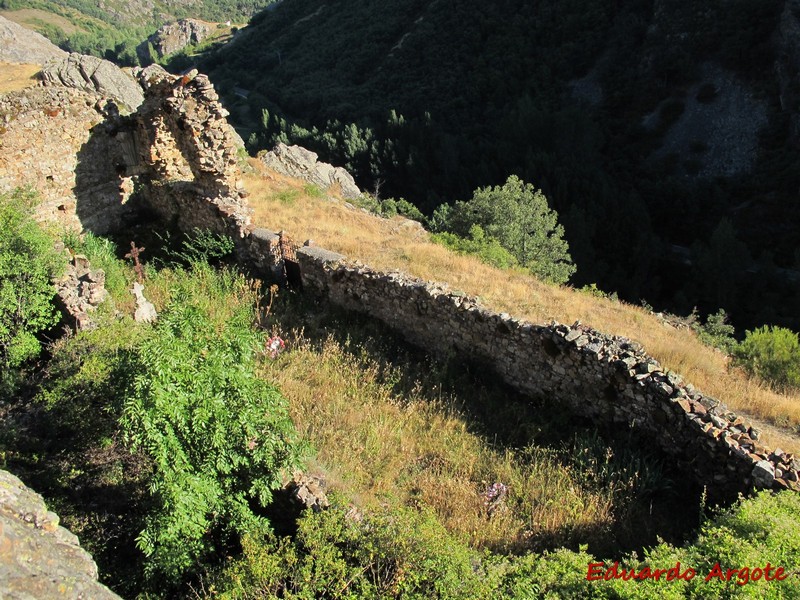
<box><xmin>121</xmin><ymin>288</ymin><xmax>302</xmax><ymax>584</ymax></box>
<box><xmin>0</xmin><ymin>189</ymin><xmax>63</xmax><ymax>379</ymax></box>
<box><xmin>733</xmin><ymin>325</ymin><xmax>800</xmax><ymax>390</ymax></box>
<box><xmin>432</xmin><ymin>225</ymin><xmax>519</xmax><ymax>270</ymax></box>
<box><xmin>213</xmin><ymin>504</ymin><xmax>503</xmax><ymax>599</ymax></box>
<box><xmin>445</xmin><ymin>175</ymin><xmax>576</xmax><ymax>284</ymax></box>
<box><xmin>696</xmin><ymin>308</ymin><xmax>737</xmax><ymax>354</ymax></box>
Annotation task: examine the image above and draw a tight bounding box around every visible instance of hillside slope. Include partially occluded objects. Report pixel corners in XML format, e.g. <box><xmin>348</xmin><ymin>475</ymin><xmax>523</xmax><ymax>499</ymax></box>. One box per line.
<box><xmin>0</xmin><ymin>0</ymin><xmax>278</xmax><ymax>65</ymax></box>
<box><xmin>244</xmin><ymin>159</ymin><xmax>800</xmax><ymax>455</ymax></box>
<box><xmin>202</xmin><ymin>0</ymin><xmax>800</xmax><ymax>332</ymax></box>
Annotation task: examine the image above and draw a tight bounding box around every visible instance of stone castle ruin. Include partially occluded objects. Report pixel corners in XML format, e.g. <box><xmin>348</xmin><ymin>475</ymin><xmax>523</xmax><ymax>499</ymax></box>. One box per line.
<box><xmin>2</xmin><ymin>64</ymin><xmax>799</xmax><ymax>503</ymax></box>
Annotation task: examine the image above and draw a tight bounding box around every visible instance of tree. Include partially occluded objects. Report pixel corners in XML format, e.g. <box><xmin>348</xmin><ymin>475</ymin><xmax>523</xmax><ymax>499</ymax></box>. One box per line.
<box><xmin>122</xmin><ymin>295</ymin><xmax>302</xmax><ymax>583</ymax></box>
<box><xmin>733</xmin><ymin>325</ymin><xmax>800</xmax><ymax>390</ymax></box>
<box><xmin>448</xmin><ymin>175</ymin><xmax>576</xmax><ymax>284</ymax></box>
<box><xmin>0</xmin><ymin>189</ymin><xmax>63</xmax><ymax>380</ymax></box>
<box><xmin>692</xmin><ymin>218</ymin><xmax>751</xmax><ymax>312</ymax></box>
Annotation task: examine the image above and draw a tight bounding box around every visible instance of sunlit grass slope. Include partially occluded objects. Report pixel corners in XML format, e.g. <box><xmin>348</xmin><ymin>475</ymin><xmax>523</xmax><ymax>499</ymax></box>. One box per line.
<box><xmin>244</xmin><ymin>161</ymin><xmax>800</xmax><ymax>453</ymax></box>
<box><xmin>0</xmin><ymin>63</ymin><xmax>40</xmax><ymax>94</ymax></box>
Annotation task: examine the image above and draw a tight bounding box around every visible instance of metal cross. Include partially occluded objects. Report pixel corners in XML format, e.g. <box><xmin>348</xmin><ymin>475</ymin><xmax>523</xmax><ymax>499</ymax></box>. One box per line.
<box><xmin>125</xmin><ymin>241</ymin><xmax>146</xmax><ymax>282</ymax></box>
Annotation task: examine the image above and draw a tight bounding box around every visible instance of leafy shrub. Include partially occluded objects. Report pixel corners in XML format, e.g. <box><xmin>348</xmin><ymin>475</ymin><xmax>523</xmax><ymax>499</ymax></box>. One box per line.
<box><xmin>121</xmin><ymin>289</ymin><xmax>302</xmax><ymax>583</ymax></box>
<box><xmin>695</xmin><ymin>308</ymin><xmax>737</xmax><ymax>354</ymax></box>
<box><xmin>212</xmin><ymin>504</ymin><xmax>503</xmax><ymax>599</ymax></box>
<box><xmin>579</xmin><ymin>283</ymin><xmax>619</xmax><ymax>302</ymax></box>
<box><xmin>444</xmin><ymin>175</ymin><xmax>576</xmax><ymax>284</ymax></box>
<box><xmin>176</xmin><ymin>228</ymin><xmax>236</xmax><ymax>264</ymax></box>
<box><xmin>432</xmin><ymin>225</ymin><xmax>519</xmax><ymax>270</ymax></box>
<box><xmin>733</xmin><ymin>325</ymin><xmax>800</xmax><ymax>390</ymax></box>
<box><xmin>0</xmin><ymin>189</ymin><xmax>63</xmax><ymax>378</ymax></box>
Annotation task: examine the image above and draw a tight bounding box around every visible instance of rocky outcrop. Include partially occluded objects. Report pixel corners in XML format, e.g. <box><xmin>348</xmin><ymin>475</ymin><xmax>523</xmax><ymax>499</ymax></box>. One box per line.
<box><xmin>138</xmin><ymin>18</ymin><xmax>213</xmax><ymax>62</ymax></box>
<box><xmin>0</xmin><ymin>469</ymin><xmax>120</xmax><ymax>599</ymax></box>
<box><xmin>0</xmin><ymin>15</ymin><xmax>66</xmax><ymax>64</ymax></box>
<box><xmin>54</xmin><ymin>254</ymin><xmax>108</xmax><ymax>331</ymax></box>
<box><xmin>260</xmin><ymin>143</ymin><xmax>363</xmax><ymax>199</ymax></box>
<box><xmin>40</xmin><ymin>53</ymin><xmax>144</xmax><ymax>113</ymax></box>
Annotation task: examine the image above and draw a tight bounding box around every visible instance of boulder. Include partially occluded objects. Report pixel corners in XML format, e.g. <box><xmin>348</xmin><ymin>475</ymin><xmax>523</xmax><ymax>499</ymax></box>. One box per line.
<box><xmin>0</xmin><ymin>15</ymin><xmax>67</xmax><ymax>64</ymax></box>
<box><xmin>0</xmin><ymin>469</ymin><xmax>120</xmax><ymax>599</ymax></box>
<box><xmin>137</xmin><ymin>19</ymin><xmax>213</xmax><ymax>62</ymax></box>
<box><xmin>260</xmin><ymin>143</ymin><xmax>363</xmax><ymax>199</ymax></box>
<box><xmin>41</xmin><ymin>53</ymin><xmax>144</xmax><ymax>113</ymax></box>
<box><xmin>751</xmin><ymin>460</ymin><xmax>776</xmax><ymax>489</ymax></box>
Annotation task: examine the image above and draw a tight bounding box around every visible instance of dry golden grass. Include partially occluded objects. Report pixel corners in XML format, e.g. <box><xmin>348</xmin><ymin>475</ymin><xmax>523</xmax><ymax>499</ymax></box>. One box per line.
<box><xmin>244</xmin><ymin>162</ymin><xmax>800</xmax><ymax>453</ymax></box>
<box><xmin>0</xmin><ymin>63</ymin><xmax>40</xmax><ymax>94</ymax></box>
<box><xmin>260</xmin><ymin>334</ymin><xmax>618</xmax><ymax>550</ymax></box>
<box><xmin>0</xmin><ymin>8</ymin><xmax>84</xmax><ymax>34</ymax></box>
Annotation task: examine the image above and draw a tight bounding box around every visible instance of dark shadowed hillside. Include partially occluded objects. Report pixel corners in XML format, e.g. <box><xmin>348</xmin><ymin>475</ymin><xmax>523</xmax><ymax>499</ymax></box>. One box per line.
<box><xmin>201</xmin><ymin>0</ymin><xmax>800</xmax><ymax>331</ymax></box>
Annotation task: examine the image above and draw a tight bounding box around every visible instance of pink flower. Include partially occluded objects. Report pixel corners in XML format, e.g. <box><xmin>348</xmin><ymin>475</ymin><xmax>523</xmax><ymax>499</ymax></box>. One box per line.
<box><xmin>267</xmin><ymin>335</ymin><xmax>285</xmax><ymax>359</ymax></box>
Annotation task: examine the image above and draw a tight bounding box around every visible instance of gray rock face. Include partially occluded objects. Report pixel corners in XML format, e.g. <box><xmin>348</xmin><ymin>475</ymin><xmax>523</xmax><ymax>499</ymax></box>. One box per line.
<box><xmin>260</xmin><ymin>143</ymin><xmax>363</xmax><ymax>199</ymax></box>
<box><xmin>0</xmin><ymin>469</ymin><xmax>120</xmax><ymax>599</ymax></box>
<box><xmin>0</xmin><ymin>15</ymin><xmax>67</xmax><ymax>64</ymax></box>
<box><xmin>40</xmin><ymin>53</ymin><xmax>144</xmax><ymax>112</ymax></box>
<box><xmin>752</xmin><ymin>460</ymin><xmax>776</xmax><ymax>489</ymax></box>
<box><xmin>138</xmin><ymin>18</ymin><xmax>213</xmax><ymax>61</ymax></box>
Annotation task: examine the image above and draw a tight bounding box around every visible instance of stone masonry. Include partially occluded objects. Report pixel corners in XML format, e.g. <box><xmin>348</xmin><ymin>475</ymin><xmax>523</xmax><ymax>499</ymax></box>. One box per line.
<box><xmin>295</xmin><ymin>253</ymin><xmax>800</xmax><ymax>499</ymax></box>
<box><xmin>6</xmin><ymin>64</ymin><xmax>799</xmax><ymax>500</ymax></box>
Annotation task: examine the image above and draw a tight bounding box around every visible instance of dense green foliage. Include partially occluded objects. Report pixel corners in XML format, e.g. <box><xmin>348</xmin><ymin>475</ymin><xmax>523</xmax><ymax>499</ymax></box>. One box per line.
<box><xmin>210</xmin><ymin>490</ymin><xmax>800</xmax><ymax>599</ymax></box>
<box><xmin>215</xmin><ymin>506</ymin><xmax>503</xmax><ymax>599</ymax></box>
<box><xmin>432</xmin><ymin>226</ymin><xmax>519</xmax><ymax>270</ymax></box>
<box><xmin>435</xmin><ymin>175</ymin><xmax>575</xmax><ymax>284</ymax></box>
<box><xmin>733</xmin><ymin>326</ymin><xmax>800</xmax><ymax>391</ymax></box>
<box><xmin>0</xmin><ymin>189</ymin><xmax>62</xmax><ymax>380</ymax></box>
<box><xmin>203</xmin><ymin>0</ymin><xmax>800</xmax><ymax>330</ymax></box>
<box><xmin>695</xmin><ymin>308</ymin><xmax>738</xmax><ymax>354</ymax></box>
<box><xmin>121</xmin><ymin>267</ymin><xmax>302</xmax><ymax>583</ymax></box>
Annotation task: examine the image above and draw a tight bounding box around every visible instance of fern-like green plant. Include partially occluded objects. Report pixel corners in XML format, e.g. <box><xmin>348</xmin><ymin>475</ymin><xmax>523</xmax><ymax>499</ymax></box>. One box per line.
<box><xmin>121</xmin><ymin>296</ymin><xmax>302</xmax><ymax>584</ymax></box>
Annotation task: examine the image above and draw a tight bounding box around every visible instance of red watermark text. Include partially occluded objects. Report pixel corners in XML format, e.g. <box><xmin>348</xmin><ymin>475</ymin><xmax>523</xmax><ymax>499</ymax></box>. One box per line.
<box><xmin>586</xmin><ymin>561</ymin><xmax>788</xmax><ymax>586</ymax></box>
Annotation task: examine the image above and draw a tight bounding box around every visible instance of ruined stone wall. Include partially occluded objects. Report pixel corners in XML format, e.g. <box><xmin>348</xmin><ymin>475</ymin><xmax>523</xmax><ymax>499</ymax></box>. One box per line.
<box><xmin>132</xmin><ymin>66</ymin><xmax>251</xmax><ymax>245</ymax></box>
<box><xmin>1</xmin><ymin>65</ymin><xmax>250</xmax><ymax>242</ymax></box>
<box><xmin>0</xmin><ymin>85</ymin><xmax>136</xmax><ymax>234</ymax></box>
<box><xmin>292</xmin><ymin>249</ymin><xmax>799</xmax><ymax>499</ymax></box>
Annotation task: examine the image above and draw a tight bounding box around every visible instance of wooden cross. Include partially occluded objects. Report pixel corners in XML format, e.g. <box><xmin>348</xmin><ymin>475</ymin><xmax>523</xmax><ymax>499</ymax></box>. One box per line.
<box><xmin>125</xmin><ymin>241</ymin><xmax>145</xmax><ymax>282</ymax></box>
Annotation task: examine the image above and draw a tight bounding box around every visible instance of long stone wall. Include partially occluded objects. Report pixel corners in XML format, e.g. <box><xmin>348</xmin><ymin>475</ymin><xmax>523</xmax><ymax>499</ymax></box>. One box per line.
<box><xmin>294</xmin><ymin>250</ymin><xmax>800</xmax><ymax>498</ymax></box>
<box><xmin>7</xmin><ymin>65</ymin><xmax>799</xmax><ymax>500</ymax></box>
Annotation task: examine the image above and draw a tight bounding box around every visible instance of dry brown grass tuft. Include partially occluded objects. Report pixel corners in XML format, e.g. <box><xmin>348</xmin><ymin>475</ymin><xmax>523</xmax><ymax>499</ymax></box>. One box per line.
<box><xmin>0</xmin><ymin>63</ymin><xmax>41</xmax><ymax>94</ymax></box>
<box><xmin>243</xmin><ymin>162</ymin><xmax>800</xmax><ymax>453</ymax></box>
